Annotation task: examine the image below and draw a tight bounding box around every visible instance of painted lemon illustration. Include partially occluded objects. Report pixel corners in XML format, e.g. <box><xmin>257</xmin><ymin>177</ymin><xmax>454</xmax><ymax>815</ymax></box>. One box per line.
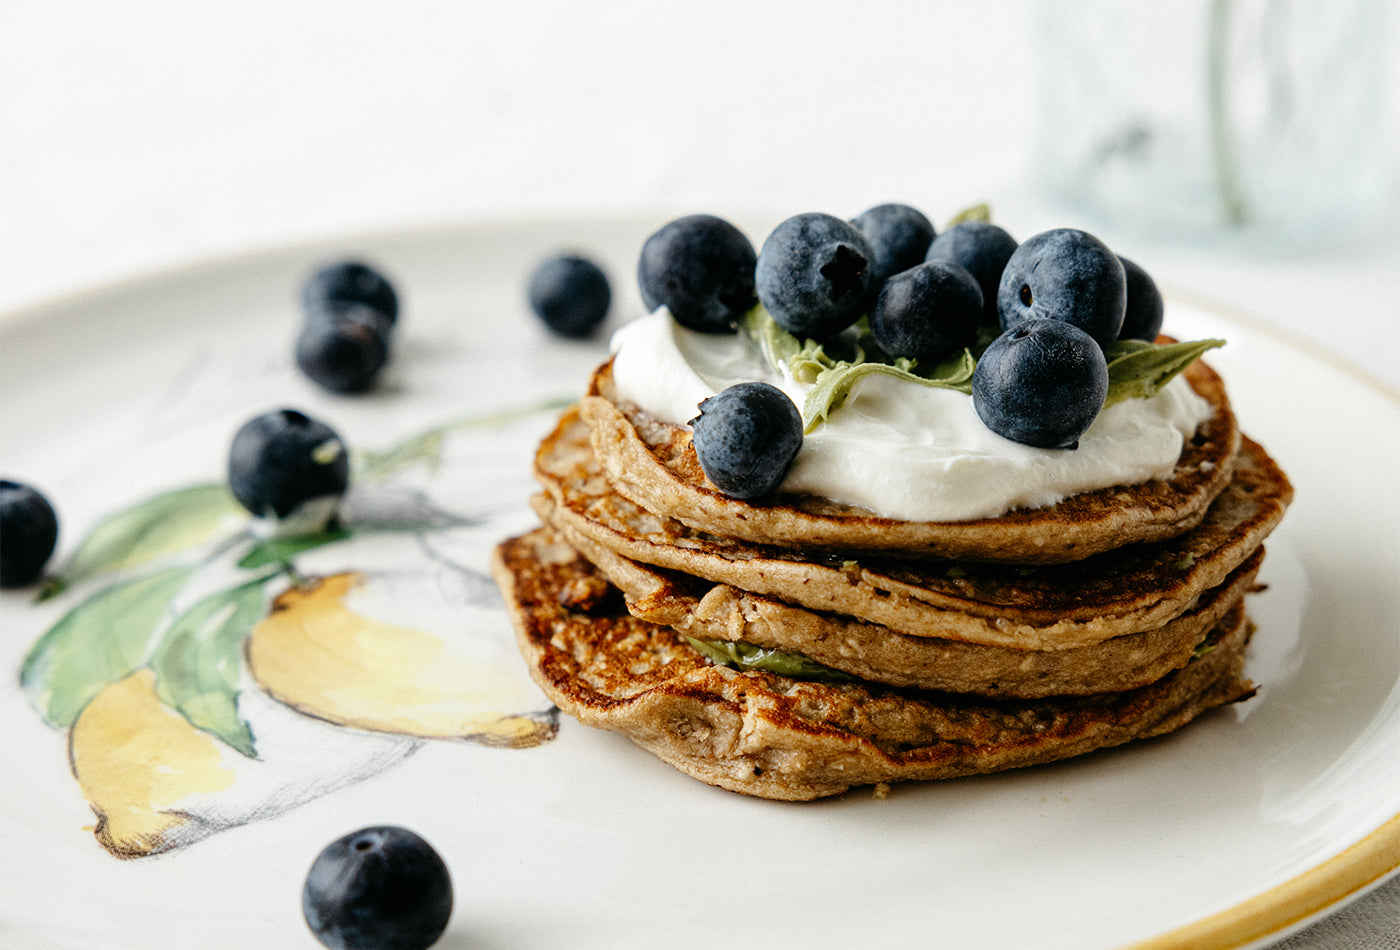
<box><xmin>247</xmin><ymin>571</ymin><xmax>555</xmax><ymax>746</ymax></box>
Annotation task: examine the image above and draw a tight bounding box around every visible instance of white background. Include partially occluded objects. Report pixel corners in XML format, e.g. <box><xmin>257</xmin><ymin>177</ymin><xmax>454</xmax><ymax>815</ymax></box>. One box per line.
<box><xmin>2</xmin><ymin>3</ymin><xmax>1397</xmax><ymax>947</ymax></box>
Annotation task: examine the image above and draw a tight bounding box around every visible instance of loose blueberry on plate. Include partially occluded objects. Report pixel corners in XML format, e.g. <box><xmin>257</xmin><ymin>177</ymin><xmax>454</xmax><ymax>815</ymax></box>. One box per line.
<box><xmin>755</xmin><ymin>212</ymin><xmax>875</xmax><ymax>340</ymax></box>
<box><xmin>972</xmin><ymin>321</ymin><xmax>1108</xmax><ymax>449</ymax></box>
<box><xmin>527</xmin><ymin>253</ymin><xmax>612</xmax><ymax>338</ymax></box>
<box><xmin>296</xmin><ymin>302</ymin><xmax>393</xmax><ymax>394</ymax></box>
<box><xmin>870</xmin><ymin>259</ymin><xmax>982</xmax><ymax>361</ymax></box>
<box><xmin>303</xmin><ymin>825</ymin><xmax>453</xmax><ymax>950</ymax></box>
<box><xmin>849</xmin><ymin>203</ymin><xmax>936</xmax><ymax>289</ymax></box>
<box><xmin>996</xmin><ymin>228</ymin><xmax>1126</xmax><ymax>349</ymax></box>
<box><xmin>1118</xmin><ymin>256</ymin><xmax>1165</xmax><ymax>342</ymax></box>
<box><xmin>637</xmin><ymin>214</ymin><xmax>757</xmax><ymax>333</ymax></box>
<box><xmin>690</xmin><ymin>382</ymin><xmax>803</xmax><ymax>500</ymax></box>
<box><xmin>0</xmin><ymin>479</ymin><xmax>59</xmax><ymax>588</ymax></box>
<box><xmin>923</xmin><ymin>220</ymin><xmax>1018</xmax><ymax>323</ymax></box>
<box><xmin>227</xmin><ymin>409</ymin><xmax>349</xmax><ymax>526</ymax></box>
<box><xmin>302</xmin><ymin>260</ymin><xmax>399</xmax><ymax>326</ymax></box>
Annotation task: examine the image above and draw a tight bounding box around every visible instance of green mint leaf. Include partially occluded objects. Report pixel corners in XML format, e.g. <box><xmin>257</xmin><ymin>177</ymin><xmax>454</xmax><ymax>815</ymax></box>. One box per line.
<box><xmin>802</xmin><ymin>350</ymin><xmax>975</xmax><ymax>433</ymax></box>
<box><xmin>1103</xmin><ymin>338</ymin><xmax>1225</xmax><ymax>407</ymax></box>
<box><xmin>150</xmin><ymin>574</ymin><xmax>274</xmax><ymax>758</ymax></box>
<box><xmin>39</xmin><ymin>484</ymin><xmax>243</xmax><ymax>601</ymax></box>
<box><xmin>946</xmin><ymin>203</ymin><xmax>992</xmax><ymax>227</ymax></box>
<box><xmin>20</xmin><ymin>565</ymin><xmax>197</xmax><ymax>728</ymax></box>
<box><xmin>741</xmin><ymin>305</ymin><xmax>804</xmax><ymax>374</ymax></box>
<box><xmin>683</xmin><ymin>636</ymin><xmax>855</xmax><ymax>684</ymax></box>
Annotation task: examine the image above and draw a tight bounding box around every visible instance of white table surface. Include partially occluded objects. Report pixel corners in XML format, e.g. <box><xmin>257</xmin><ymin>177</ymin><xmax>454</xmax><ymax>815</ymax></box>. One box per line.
<box><xmin>2</xmin><ymin>3</ymin><xmax>1397</xmax><ymax>948</ymax></box>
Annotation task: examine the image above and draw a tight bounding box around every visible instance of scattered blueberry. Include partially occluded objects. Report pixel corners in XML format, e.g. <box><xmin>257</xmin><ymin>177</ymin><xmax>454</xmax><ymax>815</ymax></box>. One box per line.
<box><xmin>527</xmin><ymin>253</ymin><xmax>611</xmax><ymax>338</ymax></box>
<box><xmin>923</xmin><ymin>220</ymin><xmax>1018</xmax><ymax>323</ymax></box>
<box><xmin>0</xmin><ymin>480</ymin><xmax>58</xmax><ymax>588</ymax></box>
<box><xmin>690</xmin><ymin>383</ymin><xmax>803</xmax><ymax>500</ymax></box>
<box><xmin>1118</xmin><ymin>256</ymin><xmax>1165</xmax><ymax>342</ymax></box>
<box><xmin>227</xmin><ymin>409</ymin><xmax>349</xmax><ymax>523</ymax></box>
<box><xmin>303</xmin><ymin>260</ymin><xmax>399</xmax><ymax>326</ymax></box>
<box><xmin>296</xmin><ymin>302</ymin><xmax>393</xmax><ymax>394</ymax></box>
<box><xmin>637</xmin><ymin>214</ymin><xmax>757</xmax><ymax>333</ymax></box>
<box><xmin>996</xmin><ymin>228</ymin><xmax>1126</xmax><ymax>349</ymax></box>
<box><xmin>870</xmin><ymin>260</ymin><xmax>982</xmax><ymax>361</ymax></box>
<box><xmin>303</xmin><ymin>825</ymin><xmax>453</xmax><ymax>950</ymax></box>
<box><xmin>972</xmin><ymin>321</ymin><xmax>1108</xmax><ymax>449</ymax></box>
<box><xmin>849</xmin><ymin>203</ymin><xmax>936</xmax><ymax>288</ymax></box>
<box><xmin>755</xmin><ymin>213</ymin><xmax>875</xmax><ymax>340</ymax></box>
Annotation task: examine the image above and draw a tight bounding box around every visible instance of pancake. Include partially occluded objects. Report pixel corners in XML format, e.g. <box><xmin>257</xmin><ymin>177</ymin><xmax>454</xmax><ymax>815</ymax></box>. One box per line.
<box><xmin>534</xmin><ymin>405</ymin><xmax>1291</xmax><ymax>651</ymax></box>
<box><xmin>581</xmin><ymin>355</ymin><xmax>1241</xmax><ymax>563</ymax></box>
<box><xmin>537</xmin><ymin>509</ymin><xmax>1264</xmax><ymax>698</ymax></box>
<box><xmin>493</xmin><ymin>528</ymin><xmax>1256</xmax><ymax>801</ymax></box>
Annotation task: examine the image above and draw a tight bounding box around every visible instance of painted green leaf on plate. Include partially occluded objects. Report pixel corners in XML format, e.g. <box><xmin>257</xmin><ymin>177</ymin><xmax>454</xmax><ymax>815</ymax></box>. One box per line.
<box><xmin>150</xmin><ymin>574</ymin><xmax>274</xmax><ymax>758</ymax></box>
<box><xmin>39</xmin><ymin>484</ymin><xmax>242</xmax><ymax>600</ymax></box>
<box><xmin>20</xmin><ymin>565</ymin><xmax>197</xmax><ymax>728</ymax></box>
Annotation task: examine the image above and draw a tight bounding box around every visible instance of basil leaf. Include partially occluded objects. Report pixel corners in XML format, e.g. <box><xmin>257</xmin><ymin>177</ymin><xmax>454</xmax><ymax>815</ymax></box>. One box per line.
<box><xmin>149</xmin><ymin>574</ymin><xmax>273</xmax><ymax>758</ymax></box>
<box><xmin>20</xmin><ymin>565</ymin><xmax>197</xmax><ymax>727</ymax></box>
<box><xmin>683</xmin><ymin>636</ymin><xmax>855</xmax><ymax>684</ymax></box>
<box><xmin>39</xmin><ymin>484</ymin><xmax>243</xmax><ymax>601</ymax></box>
<box><xmin>1103</xmin><ymin>338</ymin><xmax>1225</xmax><ymax>407</ymax></box>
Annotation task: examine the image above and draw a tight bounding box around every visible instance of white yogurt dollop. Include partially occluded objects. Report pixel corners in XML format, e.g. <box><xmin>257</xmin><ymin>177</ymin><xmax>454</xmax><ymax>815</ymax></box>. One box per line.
<box><xmin>609</xmin><ymin>308</ymin><xmax>1212</xmax><ymax>522</ymax></box>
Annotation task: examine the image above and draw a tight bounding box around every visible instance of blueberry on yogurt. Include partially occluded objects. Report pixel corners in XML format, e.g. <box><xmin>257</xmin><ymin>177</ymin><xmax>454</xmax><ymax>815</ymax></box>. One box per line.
<box><xmin>924</xmin><ymin>220</ymin><xmax>1018</xmax><ymax>323</ymax></box>
<box><xmin>1117</xmin><ymin>256</ymin><xmax>1165</xmax><ymax>342</ymax></box>
<box><xmin>996</xmin><ymin>228</ymin><xmax>1126</xmax><ymax>349</ymax></box>
<box><xmin>972</xmin><ymin>321</ymin><xmax>1108</xmax><ymax>449</ymax></box>
<box><xmin>755</xmin><ymin>212</ymin><xmax>875</xmax><ymax>340</ymax></box>
<box><xmin>870</xmin><ymin>259</ymin><xmax>982</xmax><ymax>361</ymax></box>
<box><xmin>849</xmin><ymin>203</ymin><xmax>936</xmax><ymax>289</ymax></box>
<box><xmin>637</xmin><ymin>214</ymin><xmax>757</xmax><ymax>333</ymax></box>
<box><xmin>690</xmin><ymin>382</ymin><xmax>803</xmax><ymax>500</ymax></box>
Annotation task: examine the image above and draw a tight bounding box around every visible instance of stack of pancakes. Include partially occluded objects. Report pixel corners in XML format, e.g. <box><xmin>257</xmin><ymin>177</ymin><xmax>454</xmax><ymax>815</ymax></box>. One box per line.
<box><xmin>493</xmin><ymin>354</ymin><xmax>1292</xmax><ymax>800</ymax></box>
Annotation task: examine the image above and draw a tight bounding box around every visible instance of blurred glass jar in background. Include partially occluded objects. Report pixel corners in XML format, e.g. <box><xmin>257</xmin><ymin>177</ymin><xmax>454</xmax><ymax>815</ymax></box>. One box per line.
<box><xmin>1035</xmin><ymin>0</ymin><xmax>1397</xmax><ymax>250</ymax></box>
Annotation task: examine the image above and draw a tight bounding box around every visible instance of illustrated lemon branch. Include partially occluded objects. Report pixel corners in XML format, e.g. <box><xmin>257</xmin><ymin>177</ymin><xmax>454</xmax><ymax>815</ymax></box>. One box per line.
<box><xmin>19</xmin><ymin>400</ymin><xmax>566</xmax><ymax>766</ymax></box>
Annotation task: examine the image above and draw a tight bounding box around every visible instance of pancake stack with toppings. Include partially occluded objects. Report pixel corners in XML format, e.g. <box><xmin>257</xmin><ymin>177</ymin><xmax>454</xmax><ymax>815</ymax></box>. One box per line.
<box><xmin>493</xmin><ymin>208</ymin><xmax>1291</xmax><ymax>800</ymax></box>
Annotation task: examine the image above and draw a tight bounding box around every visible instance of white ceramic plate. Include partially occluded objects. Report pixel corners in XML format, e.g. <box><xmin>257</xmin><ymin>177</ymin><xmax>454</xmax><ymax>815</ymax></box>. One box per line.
<box><xmin>1</xmin><ymin>218</ymin><xmax>1396</xmax><ymax>950</ymax></box>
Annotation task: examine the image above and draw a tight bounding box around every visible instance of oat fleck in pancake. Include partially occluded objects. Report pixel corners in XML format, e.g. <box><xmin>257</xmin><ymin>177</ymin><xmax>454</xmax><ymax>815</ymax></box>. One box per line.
<box><xmin>581</xmin><ymin>356</ymin><xmax>1241</xmax><ymax>563</ymax></box>
<box><xmin>493</xmin><ymin>529</ymin><xmax>1256</xmax><ymax>801</ymax></box>
<box><xmin>534</xmin><ymin>405</ymin><xmax>1291</xmax><ymax>651</ymax></box>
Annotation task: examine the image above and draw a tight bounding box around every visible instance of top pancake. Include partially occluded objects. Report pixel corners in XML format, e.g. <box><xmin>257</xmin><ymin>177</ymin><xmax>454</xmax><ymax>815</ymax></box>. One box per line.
<box><xmin>582</xmin><ymin>355</ymin><xmax>1240</xmax><ymax>563</ymax></box>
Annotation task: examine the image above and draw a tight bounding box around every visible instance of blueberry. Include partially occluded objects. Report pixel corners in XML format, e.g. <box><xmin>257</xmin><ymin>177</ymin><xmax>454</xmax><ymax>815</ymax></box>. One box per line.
<box><xmin>0</xmin><ymin>480</ymin><xmax>58</xmax><ymax>588</ymax></box>
<box><xmin>1118</xmin><ymin>256</ymin><xmax>1165</xmax><ymax>342</ymax></box>
<box><xmin>637</xmin><ymin>214</ymin><xmax>757</xmax><ymax>333</ymax></box>
<box><xmin>996</xmin><ymin>228</ymin><xmax>1126</xmax><ymax>349</ymax></box>
<box><xmin>972</xmin><ymin>321</ymin><xmax>1108</xmax><ymax>449</ymax></box>
<box><xmin>849</xmin><ymin>203</ymin><xmax>936</xmax><ymax>288</ymax></box>
<box><xmin>923</xmin><ymin>220</ymin><xmax>1018</xmax><ymax>323</ymax></box>
<box><xmin>227</xmin><ymin>409</ymin><xmax>349</xmax><ymax>523</ymax></box>
<box><xmin>755</xmin><ymin>213</ymin><xmax>875</xmax><ymax>340</ymax></box>
<box><xmin>527</xmin><ymin>253</ymin><xmax>611</xmax><ymax>338</ymax></box>
<box><xmin>870</xmin><ymin>260</ymin><xmax>982</xmax><ymax>361</ymax></box>
<box><xmin>303</xmin><ymin>260</ymin><xmax>399</xmax><ymax>326</ymax></box>
<box><xmin>303</xmin><ymin>825</ymin><xmax>452</xmax><ymax>950</ymax></box>
<box><xmin>296</xmin><ymin>302</ymin><xmax>393</xmax><ymax>394</ymax></box>
<box><xmin>689</xmin><ymin>383</ymin><xmax>803</xmax><ymax>500</ymax></box>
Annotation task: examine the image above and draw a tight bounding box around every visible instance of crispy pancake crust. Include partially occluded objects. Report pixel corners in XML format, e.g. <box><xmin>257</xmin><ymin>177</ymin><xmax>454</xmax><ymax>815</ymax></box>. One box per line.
<box><xmin>582</xmin><ymin>355</ymin><xmax>1241</xmax><ymax>563</ymax></box>
<box><xmin>493</xmin><ymin>528</ymin><xmax>1256</xmax><ymax>801</ymax></box>
<box><xmin>542</xmin><ymin>513</ymin><xmax>1264</xmax><ymax>698</ymax></box>
<box><xmin>534</xmin><ymin>405</ymin><xmax>1291</xmax><ymax>650</ymax></box>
